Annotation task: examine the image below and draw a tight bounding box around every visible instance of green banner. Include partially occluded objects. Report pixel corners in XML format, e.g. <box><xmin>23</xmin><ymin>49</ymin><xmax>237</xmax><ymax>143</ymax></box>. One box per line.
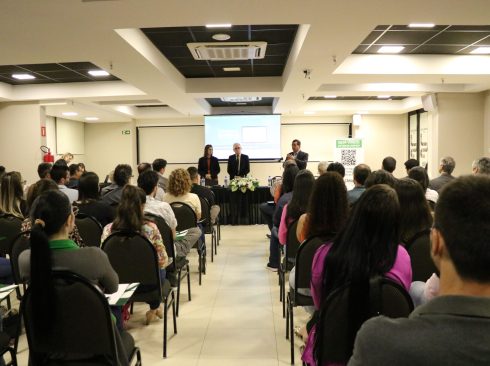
<box><xmin>336</xmin><ymin>139</ymin><xmax>362</xmax><ymax>148</ymax></box>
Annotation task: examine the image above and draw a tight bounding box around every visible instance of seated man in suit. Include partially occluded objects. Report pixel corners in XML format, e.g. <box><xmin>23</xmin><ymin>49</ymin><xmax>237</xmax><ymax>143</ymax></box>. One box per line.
<box><xmin>227</xmin><ymin>143</ymin><xmax>250</xmax><ymax>179</ymax></box>
<box><xmin>187</xmin><ymin>167</ymin><xmax>220</xmax><ymax>224</ymax></box>
<box><xmin>349</xmin><ymin>175</ymin><xmax>490</xmax><ymax>366</ymax></box>
<box><xmin>285</xmin><ymin>139</ymin><xmax>308</xmax><ymax>170</ymax></box>
<box><xmin>152</xmin><ymin>158</ymin><xmax>168</xmax><ymax>192</ymax></box>
<box><xmin>100</xmin><ymin>164</ymin><xmax>132</xmax><ymax>206</ymax></box>
<box><xmin>429</xmin><ymin>156</ymin><xmax>456</xmax><ymax>192</ymax></box>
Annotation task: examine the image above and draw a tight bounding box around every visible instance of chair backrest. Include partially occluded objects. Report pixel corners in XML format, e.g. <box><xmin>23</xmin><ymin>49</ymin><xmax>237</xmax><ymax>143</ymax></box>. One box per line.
<box><xmin>75</xmin><ymin>213</ymin><xmax>103</xmax><ymax>247</ymax></box>
<box><xmin>293</xmin><ymin>236</ymin><xmax>329</xmax><ymax>303</ymax></box>
<box><xmin>170</xmin><ymin>202</ymin><xmax>197</xmax><ymax>231</ymax></box>
<box><xmin>102</xmin><ymin>231</ymin><xmax>161</xmax><ymax>301</ymax></box>
<box><xmin>285</xmin><ymin>220</ymin><xmax>300</xmax><ymax>267</ymax></box>
<box><xmin>9</xmin><ymin>231</ymin><xmax>31</xmax><ymax>287</ymax></box>
<box><xmin>198</xmin><ymin>197</ymin><xmax>212</xmax><ymax>233</ymax></box>
<box><xmin>405</xmin><ymin>229</ymin><xmax>438</xmax><ymax>281</ymax></box>
<box><xmin>0</xmin><ymin>213</ymin><xmax>22</xmax><ymax>257</ymax></box>
<box><xmin>318</xmin><ymin>277</ymin><xmax>413</xmax><ymax>364</ymax></box>
<box><xmin>145</xmin><ymin>213</ymin><xmax>176</xmax><ymax>271</ymax></box>
<box><xmin>21</xmin><ymin>270</ymin><xmax>120</xmax><ymax>364</ymax></box>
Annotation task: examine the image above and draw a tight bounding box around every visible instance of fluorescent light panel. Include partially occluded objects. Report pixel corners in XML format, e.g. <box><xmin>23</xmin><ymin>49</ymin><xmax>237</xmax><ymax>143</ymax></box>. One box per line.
<box><xmin>12</xmin><ymin>73</ymin><xmax>35</xmax><ymax>80</ymax></box>
<box><xmin>221</xmin><ymin>96</ymin><xmax>261</xmax><ymax>102</ymax></box>
<box><xmin>408</xmin><ymin>23</ymin><xmax>435</xmax><ymax>28</ymax></box>
<box><xmin>377</xmin><ymin>95</ymin><xmax>391</xmax><ymax>99</ymax></box>
<box><xmin>377</xmin><ymin>46</ymin><xmax>405</xmax><ymax>54</ymax></box>
<box><xmin>62</xmin><ymin>112</ymin><xmax>78</xmax><ymax>116</ymax></box>
<box><xmin>223</xmin><ymin>67</ymin><xmax>241</xmax><ymax>72</ymax></box>
<box><xmin>85</xmin><ymin>117</ymin><xmax>99</xmax><ymax>121</ymax></box>
<box><xmin>470</xmin><ymin>47</ymin><xmax>490</xmax><ymax>54</ymax></box>
<box><xmin>323</xmin><ymin>95</ymin><xmax>337</xmax><ymax>99</ymax></box>
<box><xmin>88</xmin><ymin>70</ymin><xmax>110</xmax><ymax>77</ymax></box>
<box><xmin>206</xmin><ymin>23</ymin><xmax>232</xmax><ymax>28</ymax></box>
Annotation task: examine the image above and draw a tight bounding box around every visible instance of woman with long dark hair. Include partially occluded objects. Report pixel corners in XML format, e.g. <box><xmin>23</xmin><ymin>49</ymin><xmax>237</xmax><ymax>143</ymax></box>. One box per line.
<box><xmin>198</xmin><ymin>144</ymin><xmax>220</xmax><ymax>186</ymax></box>
<box><xmin>101</xmin><ymin>185</ymin><xmax>169</xmax><ymax>325</ymax></box>
<box><xmin>18</xmin><ymin>190</ymin><xmax>133</xmax><ymax>365</ymax></box>
<box><xmin>0</xmin><ymin>171</ymin><xmax>27</xmax><ymax>218</ymax></box>
<box><xmin>297</xmin><ymin>172</ymin><xmax>349</xmax><ymax>243</ymax></box>
<box><xmin>74</xmin><ymin>172</ymin><xmax>115</xmax><ymax>227</ymax></box>
<box><xmin>302</xmin><ymin>185</ymin><xmax>412</xmax><ymax>366</ymax></box>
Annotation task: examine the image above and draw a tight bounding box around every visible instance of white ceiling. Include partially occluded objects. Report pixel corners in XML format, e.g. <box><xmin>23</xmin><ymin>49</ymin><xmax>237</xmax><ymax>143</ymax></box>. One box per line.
<box><xmin>1</xmin><ymin>0</ymin><xmax>489</xmax><ymax>121</ymax></box>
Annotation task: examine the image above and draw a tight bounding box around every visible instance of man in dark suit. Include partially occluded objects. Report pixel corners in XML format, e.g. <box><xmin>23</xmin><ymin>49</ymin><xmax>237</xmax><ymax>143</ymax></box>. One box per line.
<box><xmin>227</xmin><ymin>143</ymin><xmax>250</xmax><ymax>179</ymax></box>
<box><xmin>286</xmin><ymin>139</ymin><xmax>308</xmax><ymax>170</ymax></box>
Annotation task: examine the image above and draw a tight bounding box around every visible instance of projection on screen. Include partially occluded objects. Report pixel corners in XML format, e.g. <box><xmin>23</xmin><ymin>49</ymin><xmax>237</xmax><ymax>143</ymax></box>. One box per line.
<box><xmin>204</xmin><ymin>115</ymin><xmax>281</xmax><ymax>160</ymax></box>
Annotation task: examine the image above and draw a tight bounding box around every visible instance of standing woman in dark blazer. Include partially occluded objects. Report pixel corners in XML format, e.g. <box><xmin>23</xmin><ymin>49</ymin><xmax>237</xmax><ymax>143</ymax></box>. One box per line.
<box><xmin>198</xmin><ymin>144</ymin><xmax>220</xmax><ymax>186</ymax></box>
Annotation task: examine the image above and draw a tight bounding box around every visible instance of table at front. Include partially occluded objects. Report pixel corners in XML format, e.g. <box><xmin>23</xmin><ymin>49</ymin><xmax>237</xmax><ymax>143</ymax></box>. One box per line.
<box><xmin>211</xmin><ymin>186</ymin><xmax>273</xmax><ymax>225</ymax></box>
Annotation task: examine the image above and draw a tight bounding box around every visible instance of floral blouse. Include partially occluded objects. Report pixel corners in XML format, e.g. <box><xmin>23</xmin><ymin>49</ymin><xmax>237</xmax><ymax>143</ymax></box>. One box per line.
<box><xmin>101</xmin><ymin>221</ymin><xmax>169</xmax><ymax>269</ymax></box>
<box><xmin>21</xmin><ymin>218</ymin><xmax>85</xmax><ymax>247</ymax></box>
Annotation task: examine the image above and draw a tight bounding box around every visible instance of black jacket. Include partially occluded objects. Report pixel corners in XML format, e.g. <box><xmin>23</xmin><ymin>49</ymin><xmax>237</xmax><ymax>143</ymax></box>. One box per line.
<box><xmin>227</xmin><ymin>154</ymin><xmax>250</xmax><ymax>179</ymax></box>
<box><xmin>198</xmin><ymin>156</ymin><xmax>220</xmax><ymax>179</ymax></box>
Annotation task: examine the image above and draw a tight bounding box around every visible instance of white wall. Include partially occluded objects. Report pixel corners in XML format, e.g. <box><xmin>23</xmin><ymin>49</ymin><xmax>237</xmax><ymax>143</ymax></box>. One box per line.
<box><xmin>433</xmin><ymin>93</ymin><xmax>484</xmax><ymax>177</ymax></box>
<box><xmin>354</xmin><ymin>114</ymin><xmax>408</xmax><ymax>178</ymax></box>
<box><xmin>84</xmin><ymin>121</ymin><xmax>136</xmax><ymax>182</ymax></box>
<box><xmin>0</xmin><ymin>102</ymin><xmax>43</xmax><ymax>184</ymax></box>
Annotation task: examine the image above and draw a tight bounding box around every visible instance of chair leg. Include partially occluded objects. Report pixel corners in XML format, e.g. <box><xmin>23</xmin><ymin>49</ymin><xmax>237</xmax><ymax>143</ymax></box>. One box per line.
<box><xmin>285</xmin><ymin>292</ymin><xmax>290</xmax><ymax>340</ymax></box>
<box><xmin>172</xmin><ymin>291</ymin><xmax>177</xmax><ymax>334</ymax></box>
<box><xmin>130</xmin><ymin>302</ymin><xmax>134</xmax><ymax>315</ymax></box>
<box><xmin>176</xmin><ymin>270</ymin><xmax>181</xmax><ymax>317</ymax></box>
<box><xmin>198</xmin><ymin>250</ymin><xmax>202</xmax><ymax>286</ymax></box>
<box><xmin>290</xmin><ymin>298</ymin><xmax>295</xmax><ymax>365</ymax></box>
<box><xmin>213</xmin><ymin>229</ymin><xmax>217</xmax><ymax>255</ymax></box>
<box><xmin>163</xmin><ymin>297</ymin><xmax>168</xmax><ymax>358</ymax></box>
<box><xmin>187</xmin><ymin>264</ymin><xmax>192</xmax><ymax>301</ymax></box>
<box><xmin>210</xmin><ymin>231</ymin><xmax>214</xmax><ymax>263</ymax></box>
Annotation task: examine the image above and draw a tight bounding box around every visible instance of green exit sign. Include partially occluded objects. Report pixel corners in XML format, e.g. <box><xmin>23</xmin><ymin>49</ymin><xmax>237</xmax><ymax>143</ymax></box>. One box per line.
<box><xmin>122</xmin><ymin>130</ymin><xmax>131</xmax><ymax>135</ymax></box>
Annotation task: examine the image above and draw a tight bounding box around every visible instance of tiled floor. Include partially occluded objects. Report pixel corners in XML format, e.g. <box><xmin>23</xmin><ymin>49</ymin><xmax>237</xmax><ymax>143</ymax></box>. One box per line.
<box><xmin>14</xmin><ymin>225</ymin><xmax>310</xmax><ymax>365</ymax></box>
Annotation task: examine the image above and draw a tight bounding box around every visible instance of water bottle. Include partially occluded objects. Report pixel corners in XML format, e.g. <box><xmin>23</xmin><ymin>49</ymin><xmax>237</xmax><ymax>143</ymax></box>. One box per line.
<box><xmin>268</xmin><ymin>176</ymin><xmax>272</xmax><ymax>187</ymax></box>
<box><xmin>200</xmin><ymin>177</ymin><xmax>206</xmax><ymax>186</ymax></box>
<box><xmin>224</xmin><ymin>175</ymin><xmax>229</xmax><ymax>188</ymax></box>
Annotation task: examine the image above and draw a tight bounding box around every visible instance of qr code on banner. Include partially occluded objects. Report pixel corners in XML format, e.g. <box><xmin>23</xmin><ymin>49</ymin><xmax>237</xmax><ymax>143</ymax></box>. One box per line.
<box><xmin>340</xmin><ymin>149</ymin><xmax>357</xmax><ymax>166</ymax></box>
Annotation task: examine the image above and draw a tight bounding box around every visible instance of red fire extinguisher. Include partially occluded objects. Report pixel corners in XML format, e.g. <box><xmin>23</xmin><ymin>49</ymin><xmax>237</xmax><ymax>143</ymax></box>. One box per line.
<box><xmin>40</xmin><ymin>145</ymin><xmax>54</xmax><ymax>163</ymax></box>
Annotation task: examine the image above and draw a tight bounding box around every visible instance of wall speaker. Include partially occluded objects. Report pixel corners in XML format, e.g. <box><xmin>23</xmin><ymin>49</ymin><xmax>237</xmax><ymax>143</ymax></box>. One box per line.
<box><xmin>421</xmin><ymin>94</ymin><xmax>438</xmax><ymax>112</ymax></box>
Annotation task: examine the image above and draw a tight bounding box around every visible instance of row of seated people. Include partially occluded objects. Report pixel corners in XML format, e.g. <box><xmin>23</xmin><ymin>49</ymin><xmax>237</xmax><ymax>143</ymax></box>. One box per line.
<box><xmin>0</xmin><ymin>160</ymin><xmax>221</xmax><ymax>364</ymax></box>
<box><xmin>270</xmin><ymin>156</ymin><xmax>490</xmax><ymax>365</ymax></box>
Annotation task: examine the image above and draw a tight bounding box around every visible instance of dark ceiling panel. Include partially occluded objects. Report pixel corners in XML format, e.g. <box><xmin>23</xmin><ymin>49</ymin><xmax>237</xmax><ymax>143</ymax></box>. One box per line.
<box><xmin>206</xmin><ymin>97</ymin><xmax>274</xmax><ymax>107</ymax></box>
<box><xmin>141</xmin><ymin>24</ymin><xmax>298</xmax><ymax>78</ymax></box>
<box><xmin>354</xmin><ymin>24</ymin><xmax>490</xmax><ymax>55</ymax></box>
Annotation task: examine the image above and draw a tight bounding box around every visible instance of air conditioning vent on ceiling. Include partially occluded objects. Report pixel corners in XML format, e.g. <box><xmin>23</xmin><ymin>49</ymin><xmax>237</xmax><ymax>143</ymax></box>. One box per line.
<box><xmin>187</xmin><ymin>42</ymin><xmax>267</xmax><ymax>61</ymax></box>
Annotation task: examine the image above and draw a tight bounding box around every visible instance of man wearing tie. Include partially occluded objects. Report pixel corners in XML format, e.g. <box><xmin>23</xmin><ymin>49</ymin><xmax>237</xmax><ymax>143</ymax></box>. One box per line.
<box><xmin>286</xmin><ymin>139</ymin><xmax>309</xmax><ymax>170</ymax></box>
<box><xmin>227</xmin><ymin>143</ymin><xmax>250</xmax><ymax>179</ymax></box>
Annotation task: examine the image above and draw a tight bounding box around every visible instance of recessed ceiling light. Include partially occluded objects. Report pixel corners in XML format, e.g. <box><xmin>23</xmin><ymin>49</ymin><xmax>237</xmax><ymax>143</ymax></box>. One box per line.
<box><xmin>324</xmin><ymin>95</ymin><xmax>337</xmax><ymax>99</ymax></box>
<box><xmin>377</xmin><ymin>46</ymin><xmax>405</xmax><ymax>54</ymax></box>
<box><xmin>377</xmin><ymin>95</ymin><xmax>391</xmax><ymax>99</ymax></box>
<box><xmin>206</xmin><ymin>24</ymin><xmax>232</xmax><ymax>28</ymax></box>
<box><xmin>470</xmin><ymin>47</ymin><xmax>490</xmax><ymax>54</ymax></box>
<box><xmin>221</xmin><ymin>96</ymin><xmax>261</xmax><ymax>102</ymax></box>
<box><xmin>223</xmin><ymin>67</ymin><xmax>241</xmax><ymax>72</ymax></box>
<box><xmin>304</xmin><ymin>111</ymin><xmax>315</xmax><ymax>115</ymax></box>
<box><xmin>212</xmin><ymin>33</ymin><xmax>231</xmax><ymax>41</ymax></box>
<box><xmin>12</xmin><ymin>73</ymin><xmax>35</xmax><ymax>80</ymax></box>
<box><xmin>85</xmin><ymin>117</ymin><xmax>99</xmax><ymax>121</ymax></box>
<box><xmin>62</xmin><ymin>112</ymin><xmax>78</xmax><ymax>116</ymax></box>
<box><xmin>408</xmin><ymin>23</ymin><xmax>435</xmax><ymax>28</ymax></box>
<box><xmin>88</xmin><ymin>70</ymin><xmax>110</xmax><ymax>77</ymax></box>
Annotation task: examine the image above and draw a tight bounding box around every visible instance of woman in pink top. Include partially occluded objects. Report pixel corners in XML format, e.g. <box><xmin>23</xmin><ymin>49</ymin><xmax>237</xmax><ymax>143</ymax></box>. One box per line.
<box><xmin>303</xmin><ymin>184</ymin><xmax>412</xmax><ymax>366</ymax></box>
<box><xmin>278</xmin><ymin>170</ymin><xmax>315</xmax><ymax>245</ymax></box>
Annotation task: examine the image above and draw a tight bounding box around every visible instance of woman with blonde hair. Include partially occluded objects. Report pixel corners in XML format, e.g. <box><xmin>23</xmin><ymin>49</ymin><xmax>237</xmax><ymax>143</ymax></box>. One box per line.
<box><xmin>163</xmin><ymin>168</ymin><xmax>201</xmax><ymax>220</ymax></box>
<box><xmin>0</xmin><ymin>171</ymin><xmax>27</xmax><ymax>218</ymax></box>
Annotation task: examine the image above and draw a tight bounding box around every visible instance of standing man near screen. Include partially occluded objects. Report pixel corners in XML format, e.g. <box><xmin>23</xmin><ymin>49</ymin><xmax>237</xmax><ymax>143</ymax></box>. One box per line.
<box><xmin>227</xmin><ymin>143</ymin><xmax>250</xmax><ymax>179</ymax></box>
<box><xmin>286</xmin><ymin>139</ymin><xmax>309</xmax><ymax>170</ymax></box>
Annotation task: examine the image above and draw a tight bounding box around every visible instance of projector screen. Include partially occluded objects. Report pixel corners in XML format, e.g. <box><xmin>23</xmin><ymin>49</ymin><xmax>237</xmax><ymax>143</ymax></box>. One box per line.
<box><xmin>205</xmin><ymin>115</ymin><xmax>281</xmax><ymax>160</ymax></box>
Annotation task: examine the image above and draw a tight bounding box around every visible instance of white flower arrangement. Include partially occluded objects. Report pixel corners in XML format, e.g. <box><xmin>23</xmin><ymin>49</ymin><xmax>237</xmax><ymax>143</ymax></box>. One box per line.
<box><xmin>230</xmin><ymin>176</ymin><xmax>260</xmax><ymax>193</ymax></box>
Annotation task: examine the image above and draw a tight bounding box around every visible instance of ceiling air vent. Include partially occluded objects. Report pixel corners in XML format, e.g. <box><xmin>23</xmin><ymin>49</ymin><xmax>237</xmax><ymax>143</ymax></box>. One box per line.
<box><xmin>187</xmin><ymin>42</ymin><xmax>267</xmax><ymax>61</ymax></box>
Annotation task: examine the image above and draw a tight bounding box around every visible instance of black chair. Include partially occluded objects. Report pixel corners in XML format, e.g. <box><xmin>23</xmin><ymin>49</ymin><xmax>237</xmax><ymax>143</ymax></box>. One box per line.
<box><xmin>0</xmin><ymin>214</ymin><xmax>22</xmax><ymax>257</ymax></box>
<box><xmin>170</xmin><ymin>202</ymin><xmax>206</xmax><ymax>286</ymax></box>
<box><xmin>405</xmin><ymin>229</ymin><xmax>438</xmax><ymax>282</ymax></box>
<box><xmin>199</xmin><ymin>196</ymin><xmax>217</xmax><ymax>262</ymax></box>
<box><xmin>102</xmin><ymin>231</ymin><xmax>176</xmax><ymax>358</ymax></box>
<box><xmin>145</xmin><ymin>213</ymin><xmax>191</xmax><ymax>317</ymax></box>
<box><xmin>8</xmin><ymin>232</ymin><xmax>30</xmax><ymax>301</ymax></box>
<box><xmin>0</xmin><ymin>331</ymin><xmax>18</xmax><ymax>366</ymax></box>
<box><xmin>0</xmin><ymin>307</ymin><xmax>21</xmax><ymax>366</ymax></box>
<box><xmin>75</xmin><ymin>213</ymin><xmax>103</xmax><ymax>247</ymax></box>
<box><xmin>21</xmin><ymin>270</ymin><xmax>142</xmax><ymax>365</ymax></box>
<box><xmin>285</xmin><ymin>235</ymin><xmax>328</xmax><ymax>364</ymax></box>
<box><xmin>316</xmin><ymin>277</ymin><xmax>413</xmax><ymax>365</ymax></box>
<box><xmin>279</xmin><ymin>220</ymin><xmax>300</xmax><ymax>317</ymax></box>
